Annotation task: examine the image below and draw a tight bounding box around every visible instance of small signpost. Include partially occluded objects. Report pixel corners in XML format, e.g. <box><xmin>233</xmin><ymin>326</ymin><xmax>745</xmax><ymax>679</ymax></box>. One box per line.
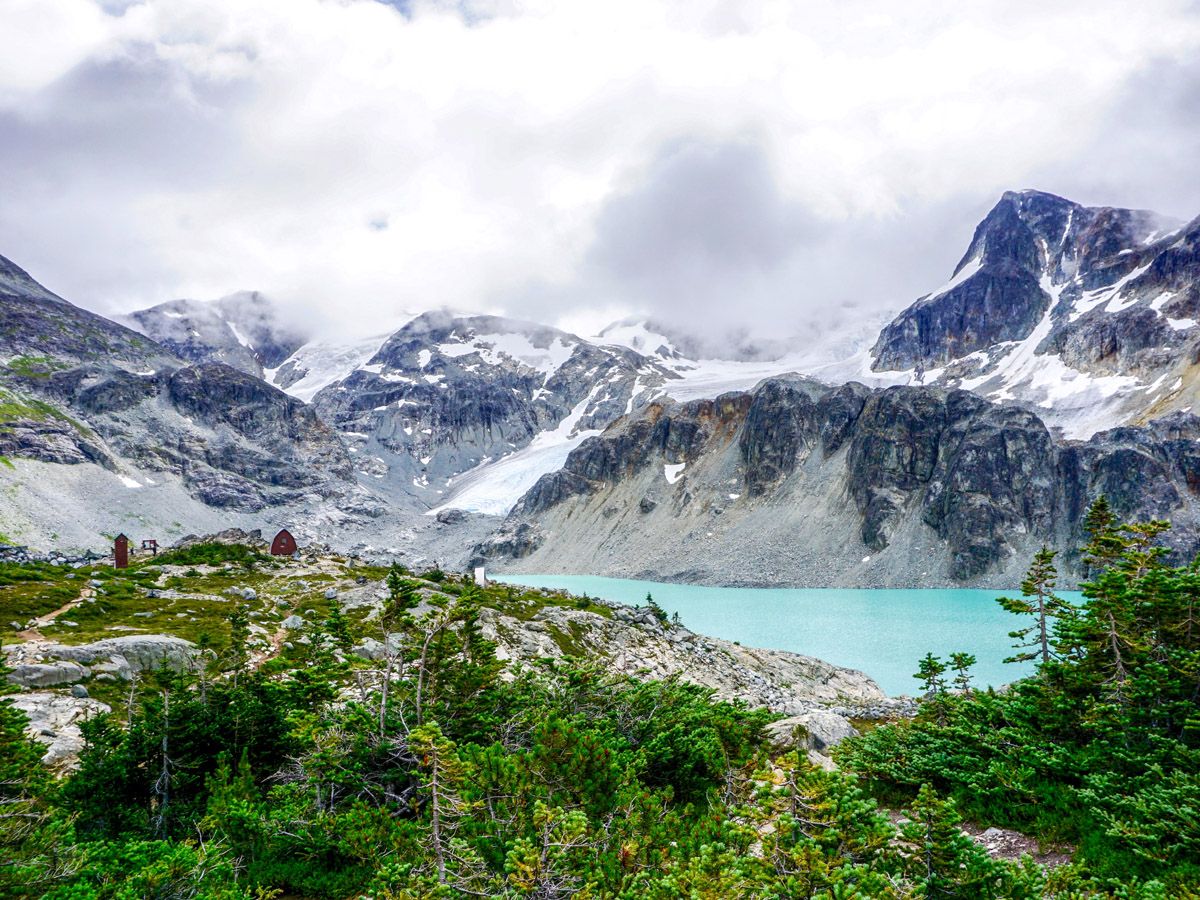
<box><xmin>141</xmin><ymin>539</ymin><xmax>158</xmax><ymax>557</ymax></box>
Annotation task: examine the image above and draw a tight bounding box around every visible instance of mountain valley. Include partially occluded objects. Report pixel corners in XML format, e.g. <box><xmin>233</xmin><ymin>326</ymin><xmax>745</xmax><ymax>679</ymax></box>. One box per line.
<box><xmin>3</xmin><ymin>189</ymin><xmax>1200</xmax><ymax>587</ymax></box>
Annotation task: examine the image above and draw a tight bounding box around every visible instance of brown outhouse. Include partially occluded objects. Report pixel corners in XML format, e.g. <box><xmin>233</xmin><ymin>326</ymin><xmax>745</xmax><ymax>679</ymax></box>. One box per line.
<box><xmin>114</xmin><ymin>534</ymin><xmax>130</xmax><ymax>569</ymax></box>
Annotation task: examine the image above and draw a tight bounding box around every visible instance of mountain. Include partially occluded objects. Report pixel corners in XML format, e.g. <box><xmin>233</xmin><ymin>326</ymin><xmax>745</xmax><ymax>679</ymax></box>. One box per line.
<box><xmin>122</xmin><ymin>292</ymin><xmax>311</xmax><ymax>379</ymax></box>
<box><xmin>0</xmin><ymin>255</ymin><xmax>369</xmax><ymax>549</ymax></box>
<box><xmin>869</xmin><ymin>190</ymin><xmax>1200</xmax><ymax>438</ymax></box>
<box><xmin>303</xmin><ymin>311</ymin><xmax>680</xmax><ymax>512</ymax></box>
<box><xmin>474</xmin><ymin>376</ymin><xmax>1200</xmax><ymax>586</ymax></box>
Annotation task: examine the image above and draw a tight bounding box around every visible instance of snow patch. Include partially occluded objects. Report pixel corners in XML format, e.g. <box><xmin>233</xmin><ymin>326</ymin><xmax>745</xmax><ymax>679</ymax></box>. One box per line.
<box><xmin>428</xmin><ymin>383</ymin><xmax>606</xmax><ymax>516</ymax></box>
<box><xmin>664</xmin><ymin>463</ymin><xmax>686</xmax><ymax>484</ymax></box>
<box><xmin>273</xmin><ymin>334</ymin><xmax>391</xmax><ymax>404</ymax></box>
<box><xmin>918</xmin><ymin>254</ymin><xmax>982</xmax><ymax>305</ymax></box>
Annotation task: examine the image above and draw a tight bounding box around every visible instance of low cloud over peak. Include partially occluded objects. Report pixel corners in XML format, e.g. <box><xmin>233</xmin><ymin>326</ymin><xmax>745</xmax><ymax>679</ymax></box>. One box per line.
<box><xmin>2</xmin><ymin>0</ymin><xmax>1200</xmax><ymax>348</ymax></box>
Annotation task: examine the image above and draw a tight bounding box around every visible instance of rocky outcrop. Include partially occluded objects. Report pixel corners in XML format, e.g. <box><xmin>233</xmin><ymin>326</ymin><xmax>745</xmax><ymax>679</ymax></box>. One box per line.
<box><xmin>765</xmin><ymin>708</ymin><xmax>862</xmax><ymax>770</ymax></box>
<box><xmin>6</xmin><ymin>636</ymin><xmax>199</xmax><ymax>676</ymax></box>
<box><xmin>477</xmin><ymin>377</ymin><xmax>1200</xmax><ymax>585</ymax></box>
<box><xmin>8</xmin><ymin>692</ymin><xmax>112</xmax><ymax>768</ymax></box>
<box><xmin>0</xmin><ymin>254</ymin><xmax>360</xmax><ymax>517</ymax></box>
<box><xmin>7</xmin><ymin>660</ymin><xmax>89</xmax><ymax>688</ymax></box>
<box><xmin>872</xmin><ymin>190</ymin><xmax>1190</xmax><ymax>373</ymax></box>
<box><xmin>122</xmin><ymin>291</ymin><xmax>309</xmax><ymax>378</ymax></box>
<box><xmin>480</xmin><ymin>601</ymin><xmax>884</xmax><ymax>711</ymax></box>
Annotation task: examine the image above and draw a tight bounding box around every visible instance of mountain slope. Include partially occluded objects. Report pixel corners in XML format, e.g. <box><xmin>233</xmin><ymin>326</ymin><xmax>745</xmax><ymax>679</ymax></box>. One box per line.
<box><xmin>0</xmin><ymin>255</ymin><xmax>367</xmax><ymax>549</ymax></box>
<box><xmin>870</xmin><ymin>190</ymin><xmax>1200</xmax><ymax>438</ymax></box>
<box><xmin>475</xmin><ymin>376</ymin><xmax>1200</xmax><ymax>587</ymax></box>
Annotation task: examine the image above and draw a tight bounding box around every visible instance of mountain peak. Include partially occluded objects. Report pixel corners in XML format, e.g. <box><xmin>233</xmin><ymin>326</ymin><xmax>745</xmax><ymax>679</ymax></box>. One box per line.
<box><xmin>123</xmin><ymin>290</ymin><xmax>309</xmax><ymax>375</ymax></box>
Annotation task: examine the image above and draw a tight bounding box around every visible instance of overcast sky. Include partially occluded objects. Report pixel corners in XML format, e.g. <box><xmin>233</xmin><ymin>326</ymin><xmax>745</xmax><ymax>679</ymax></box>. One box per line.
<box><xmin>2</xmin><ymin>0</ymin><xmax>1200</xmax><ymax>349</ymax></box>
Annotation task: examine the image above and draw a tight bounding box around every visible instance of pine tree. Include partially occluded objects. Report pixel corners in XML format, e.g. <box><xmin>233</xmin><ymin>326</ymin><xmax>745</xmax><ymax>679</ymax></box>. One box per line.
<box><xmin>324</xmin><ymin>597</ymin><xmax>354</xmax><ymax>652</ymax></box>
<box><xmin>949</xmin><ymin>652</ymin><xmax>976</xmax><ymax>693</ymax></box>
<box><xmin>998</xmin><ymin>547</ymin><xmax>1067</xmax><ymax>666</ymax></box>
<box><xmin>409</xmin><ymin>723</ymin><xmax>473</xmax><ymax>885</ymax></box>
<box><xmin>645</xmin><ymin>592</ymin><xmax>668</xmax><ymax>625</ymax></box>
<box><xmin>0</xmin><ymin>642</ymin><xmax>70</xmax><ymax>897</ymax></box>
<box><xmin>914</xmin><ymin>653</ymin><xmax>947</xmax><ymax>698</ymax></box>
<box><xmin>1082</xmin><ymin>495</ymin><xmax>1123</xmax><ymax>576</ymax></box>
<box><xmin>899</xmin><ymin>783</ymin><xmax>1003</xmax><ymax>897</ymax></box>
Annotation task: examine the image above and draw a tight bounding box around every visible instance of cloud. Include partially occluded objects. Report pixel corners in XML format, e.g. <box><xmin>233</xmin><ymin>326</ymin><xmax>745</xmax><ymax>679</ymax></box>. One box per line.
<box><xmin>0</xmin><ymin>0</ymin><xmax>1198</xmax><ymax>348</ymax></box>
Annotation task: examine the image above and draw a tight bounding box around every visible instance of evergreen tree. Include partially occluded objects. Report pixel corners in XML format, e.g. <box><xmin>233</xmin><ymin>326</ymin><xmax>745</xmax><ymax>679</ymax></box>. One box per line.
<box><xmin>949</xmin><ymin>651</ymin><xmax>976</xmax><ymax>693</ymax></box>
<box><xmin>914</xmin><ymin>653</ymin><xmax>947</xmax><ymax>698</ymax></box>
<box><xmin>997</xmin><ymin>546</ymin><xmax>1066</xmax><ymax>665</ymax></box>
<box><xmin>899</xmin><ymin>784</ymin><xmax>1005</xmax><ymax>897</ymax></box>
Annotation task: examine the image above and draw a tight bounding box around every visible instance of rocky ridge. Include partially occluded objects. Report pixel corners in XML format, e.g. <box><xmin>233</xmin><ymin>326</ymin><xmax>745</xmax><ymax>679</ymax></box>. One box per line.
<box><xmin>475</xmin><ymin>376</ymin><xmax>1200</xmax><ymax>585</ymax></box>
<box><xmin>307</xmin><ymin>311</ymin><xmax>679</xmax><ymax>509</ymax></box>
<box><xmin>122</xmin><ymin>291</ymin><xmax>310</xmax><ymax>380</ymax></box>
<box><xmin>0</xmin><ymin>254</ymin><xmax>381</xmax><ymax>549</ymax></box>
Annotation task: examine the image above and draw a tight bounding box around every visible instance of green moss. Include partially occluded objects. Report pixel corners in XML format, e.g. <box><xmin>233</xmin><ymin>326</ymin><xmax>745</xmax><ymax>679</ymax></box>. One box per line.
<box><xmin>0</xmin><ymin>388</ymin><xmax>88</xmax><ymax>434</ymax></box>
<box><xmin>4</xmin><ymin>355</ymin><xmax>67</xmax><ymax>378</ymax></box>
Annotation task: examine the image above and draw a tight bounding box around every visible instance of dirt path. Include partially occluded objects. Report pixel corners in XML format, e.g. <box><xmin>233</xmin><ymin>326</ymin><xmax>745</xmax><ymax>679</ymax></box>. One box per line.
<box><xmin>14</xmin><ymin>586</ymin><xmax>93</xmax><ymax>642</ymax></box>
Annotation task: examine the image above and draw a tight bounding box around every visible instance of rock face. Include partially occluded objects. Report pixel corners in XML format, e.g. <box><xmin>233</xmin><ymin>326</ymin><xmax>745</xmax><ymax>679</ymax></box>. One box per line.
<box><xmin>764</xmin><ymin>708</ymin><xmax>861</xmax><ymax>767</ymax></box>
<box><xmin>6</xmin><ymin>635</ymin><xmax>199</xmax><ymax>677</ymax></box>
<box><xmin>870</xmin><ymin>190</ymin><xmax>1200</xmax><ymax>438</ymax></box>
<box><xmin>7</xmin><ymin>660</ymin><xmax>89</xmax><ymax>688</ymax></box>
<box><xmin>308</xmin><ymin>311</ymin><xmax>678</xmax><ymax>509</ymax></box>
<box><xmin>476</xmin><ymin>377</ymin><xmax>1200</xmax><ymax>585</ymax></box>
<box><xmin>8</xmin><ymin>692</ymin><xmax>112</xmax><ymax>768</ymax></box>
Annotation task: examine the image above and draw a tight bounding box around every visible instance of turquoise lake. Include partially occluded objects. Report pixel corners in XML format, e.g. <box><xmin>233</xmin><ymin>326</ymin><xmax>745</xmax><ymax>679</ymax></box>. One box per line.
<box><xmin>493</xmin><ymin>574</ymin><xmax>1082</xmax><ymax>696</ymax></box>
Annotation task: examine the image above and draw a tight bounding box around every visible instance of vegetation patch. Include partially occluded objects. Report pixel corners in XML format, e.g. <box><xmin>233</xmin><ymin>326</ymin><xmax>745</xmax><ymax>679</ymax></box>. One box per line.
<box><xmin>3</xmin><ymin>355</ymin><xmax>67</xmax><ymax>379</ymax></box>
<box><xmin>153</xmin><ymin>542</ymin><xmax>272</xmax><ymax>568</ymax></box>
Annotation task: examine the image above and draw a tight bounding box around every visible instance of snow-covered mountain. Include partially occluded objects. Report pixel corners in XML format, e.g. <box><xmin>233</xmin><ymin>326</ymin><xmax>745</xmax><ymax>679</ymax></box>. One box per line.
<box><xmin>107</xmin><ymin>188</ymin><xmax>1200</xmax><ymax>527</ymax></box>
<box><xmin>298</xmin><ymin>311</ymin><xmax>681</xmax><ymax>513</ymax></box>
<box><xmin>868</xmin><ymin>190</ymin><xmax>1200</xmax><ymax>438</ymax></box>
<box><xmin>122</xmin><ymin>292</ymin><xmax>312</xmax><ymax>379</ymax></box>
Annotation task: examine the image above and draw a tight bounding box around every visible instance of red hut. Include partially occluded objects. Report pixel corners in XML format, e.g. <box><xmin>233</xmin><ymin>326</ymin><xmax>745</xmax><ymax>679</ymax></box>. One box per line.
<box><xmin>270</xmin><ymin>529</ymin><xmax>298</xmax><ymax>557</ymax></box>
<box><xmin>114</xmin><ymin>534</ymin><xmax>130</xmax><ymax>569</ymax></box>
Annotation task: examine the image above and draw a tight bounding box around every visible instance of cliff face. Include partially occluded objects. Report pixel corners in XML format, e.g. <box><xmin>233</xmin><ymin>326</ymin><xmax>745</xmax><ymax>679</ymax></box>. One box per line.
<box><xmin>122</xmin><ymin>291</ymin><xmax>310</xmax><ymax>378</ymax></box>
<box><xmin>475</xmin><ymin>376</ymin><xmax>1200</xmax><ymax>586</ymax></box>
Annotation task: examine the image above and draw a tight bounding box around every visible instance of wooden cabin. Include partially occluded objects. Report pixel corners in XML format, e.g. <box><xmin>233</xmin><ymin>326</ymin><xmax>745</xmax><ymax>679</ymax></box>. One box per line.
<box><xmin>271</xmin><ymin>529</ymin><xmax>298</xmax><ymax>556</ymax></box>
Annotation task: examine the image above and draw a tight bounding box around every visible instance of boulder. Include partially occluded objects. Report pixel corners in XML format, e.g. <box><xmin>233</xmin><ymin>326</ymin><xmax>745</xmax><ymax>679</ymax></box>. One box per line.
<box><xmin>765</xmin><ymin>709</ymin><xmax>859</xmax><ymax>755</ymax></box>
<box><xmin>6</xmin><ymin>661</ymin><xmax>89</xmax><ymax>688</ymax></box>
<box><xmin>8</xmin><ymin>692</ymin><xmax>112</xmax><ymax>768</ymax></box>
<box><xmin>45</xmin><ymin>636</ymin><xmax>196</xmax><ymax>673</ymax></box>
